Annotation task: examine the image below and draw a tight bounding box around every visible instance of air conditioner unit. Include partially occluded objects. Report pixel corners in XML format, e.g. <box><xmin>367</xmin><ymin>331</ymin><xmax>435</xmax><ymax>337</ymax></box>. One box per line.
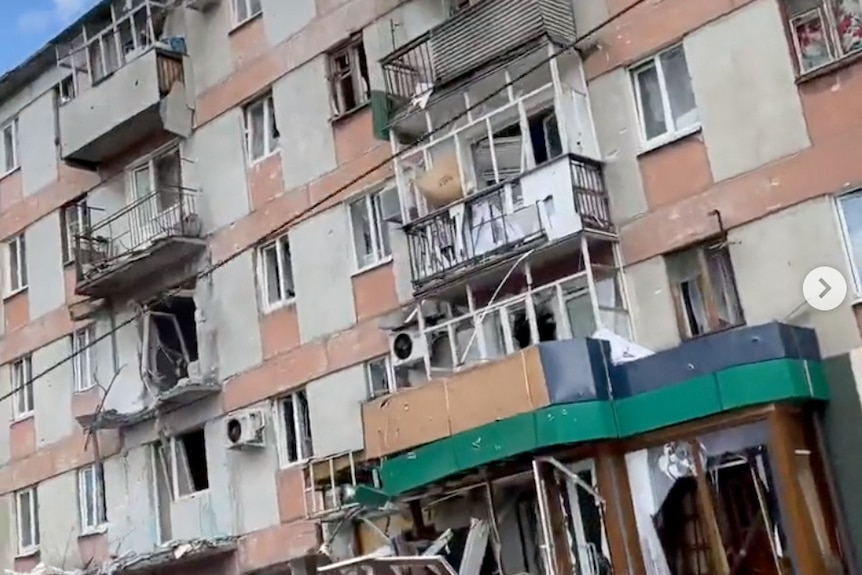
<box><xmin>226</xmin><ymin>408</ymin><xmax>267</xmax><ymax>449</ymax></box>
<box><xmin>389</xmin><ymin>330</ymin><xmax>427</xmax><ymax>368</ymax></box>
<box><xmin>185</xmin><ymin>0</ymin><xmax>220</xmax><ymax>11</ymax></box>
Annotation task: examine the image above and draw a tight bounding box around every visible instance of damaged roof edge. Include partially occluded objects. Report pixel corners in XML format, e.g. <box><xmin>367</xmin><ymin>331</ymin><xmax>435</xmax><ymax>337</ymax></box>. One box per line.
<box><xmin>0</xmin><ymin>0</ymin><xmax>114</xmax><ymax>105</ymax></box>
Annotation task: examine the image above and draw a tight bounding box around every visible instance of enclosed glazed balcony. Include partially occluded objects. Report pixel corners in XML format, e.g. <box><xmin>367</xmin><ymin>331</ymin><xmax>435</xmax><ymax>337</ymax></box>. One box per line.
<box><xmin>75</xmin><ymin>185</ymin><xmax>204</xmax><ymax>298</ymax></box>
<box><xmin>391</xmin><ymin>48</ymin><xmax>608</xmax><ymax>295</ymax></box>
<box><xmin>56</xmin><ymin>0</ymin><xmax>192</xmax><ymax>169</ymax></box>
<box><xmin>381</xmin><ymin>0</ymin><xmax>577</xmax><ymax>125</ymax></box>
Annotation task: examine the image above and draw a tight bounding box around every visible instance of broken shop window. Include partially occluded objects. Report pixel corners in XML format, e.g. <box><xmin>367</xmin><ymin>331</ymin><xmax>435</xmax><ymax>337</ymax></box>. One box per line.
<box><xmin>141</xmin><ymin>294</ymin><xmax>199</xmax><ymax>394</ymax></box>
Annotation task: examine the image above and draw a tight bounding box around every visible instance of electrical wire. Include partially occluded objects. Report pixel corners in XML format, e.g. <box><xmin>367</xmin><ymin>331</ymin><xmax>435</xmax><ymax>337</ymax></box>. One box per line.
<box><xmin>0</xmin><ymin>0</ymin><xmax>649</xmax><ymax>406</ymax></box>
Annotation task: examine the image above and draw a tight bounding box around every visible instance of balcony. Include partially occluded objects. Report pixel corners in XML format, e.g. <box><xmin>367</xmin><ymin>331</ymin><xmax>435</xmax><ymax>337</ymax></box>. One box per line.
<box><xmin>58</xmin><ymin>46</ymin><xmax>192</xmax><ymax>169</ymax></box>
<box><xmin>406</xmin><ymin>153</ymin><xmax>609</xmax><ymax>292</ymax></box>
<box><xmin>75</xmin><ymin>187</ymin><xmax>205</xmax><ymax>298</ymax></box>
<box><xmin>381</xmin><ymin>0</ymin><xmax>577</xmax><ymax>124</ymax></box>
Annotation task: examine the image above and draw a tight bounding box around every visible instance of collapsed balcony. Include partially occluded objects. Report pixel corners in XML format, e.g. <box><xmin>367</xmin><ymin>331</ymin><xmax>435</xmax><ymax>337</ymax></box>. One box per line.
<box><xmin>55</xmin><ymin>0</ymin><xmax>192</xmax><ymax>169</ymax></box>
<box><xmin>380</xmin><ymin>0</ymin><xmax>577</xmax><ymax>125</ymax></box>
<box><xmin>74</xmin><ymin>186</ymin><xmax>205</xmax><ymax>299</ymax></box>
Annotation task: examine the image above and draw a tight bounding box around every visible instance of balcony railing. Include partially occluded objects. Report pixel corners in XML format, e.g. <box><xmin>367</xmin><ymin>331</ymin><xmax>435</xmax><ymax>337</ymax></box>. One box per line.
<box><xmin>381</xmin><ymin>0</ymin><xmax>577</xmax><ymax>121</ymax></box>
<box><xmin>75</xmin><ymin>187</ymin><xmax>203</xmax><ymax>291</ymax></box>
<box><xmin>405</xmin><ymin>154</ymin><xmax>609</xmax><ymax>288</ymax></box>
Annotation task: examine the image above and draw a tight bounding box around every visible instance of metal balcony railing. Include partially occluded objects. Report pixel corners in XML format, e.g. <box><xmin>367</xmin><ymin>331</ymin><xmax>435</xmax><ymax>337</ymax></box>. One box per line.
<box><xmin>75</xmin><ymin>187</ymin><xmax>202</xmax><ymax>283</ymax></box>
<box><xmin>380</xmin><ymin>0</ymin><xmax>577</xmax><ymax>120</ymax></box>
<box><xmin>406</xmin><ymin>154</ymin><xmax>610</xmax><ymax>286</ymax></box>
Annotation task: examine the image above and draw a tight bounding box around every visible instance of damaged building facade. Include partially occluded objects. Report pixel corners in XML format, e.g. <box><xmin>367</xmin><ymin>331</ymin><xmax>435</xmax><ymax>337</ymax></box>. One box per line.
<box><xmin>2</xmin><ymin>0</ymin><xmax>862</xmax><ymax>575</ymax></box>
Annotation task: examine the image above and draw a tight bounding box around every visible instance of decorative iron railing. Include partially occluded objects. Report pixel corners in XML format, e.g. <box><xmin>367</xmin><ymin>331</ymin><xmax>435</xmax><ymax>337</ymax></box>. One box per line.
<box><xmin>74</xmin><ymin>187</ymin><xmax>202</xmax><ymax>283</ymax></box>
<box><xmin>405</xmin><ymin>154</ymin><xmax>609</xmax><ymax>286</ymax></box>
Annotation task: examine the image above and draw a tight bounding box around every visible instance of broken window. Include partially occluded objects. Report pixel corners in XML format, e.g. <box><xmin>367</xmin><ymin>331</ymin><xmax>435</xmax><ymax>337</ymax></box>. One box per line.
<box><xmin>630</xmin><ymin>44</ymin><xmax>698</xmax><ymax>144</ymax></box>
<box><xmin>259</xmin><ymin>234</ymin><xmax>295</xmax><ymax>310</ymax></box>
<box><xmin>142</xmin><ymin>296</ymin><xmax>199</xmax><ymax>394</ymax></box>
<box><xmin>244</xmin><ymin>93</ymin><xmax>280</xmax><ymax>162</ymax></box>
<box><xmin>129</xmin><ymin>146</ymin><xmax>184</xmax><ymax>246</ymax></box>
<box><xmin>78</xmin><ymin>463</ymin><xmax>107</xmax><ymax>532</ymax></box>
<box><xmin>2</xmin><ymin>118</ymin><xmax>18</xmax><ymax>174</ymax></box>
<box><xmin>172</xmin><ymin>428</ymin><xmax>209</xmax><ymax>496</ymax></box>
<box><xmin>71</xmin><ymin>325</ymin><xmax>96</xmax><ymax>392</ymax></box>
<box><xmin>349</xmin><ymin>186</ymin><xmax>400</xmax><ymax>270</ymax></box>
<box><xmin>366</xmin><ymin>356</ymin><xmax>412</xmax><ymax>398</ymax></box>
<box><xmin>60</xmin><ymin>197</ymin><xmax>90</xmax><ymax>264</ymax></box>
<box><xmin>666</xmin><ymin>242</ymin><xmax>744</xmax><ymax>340</ymax></box>
<box><xmin>6</xmin><ymin>233</ymin><xmax>27</xmax><ymax>294</ymax></box>
<box><xmin>328</xmin><ymin>36</ymin><xmax>370</xmax><ymax>117</ymax></box>
<box><xmin>280</xmin><ymin>389</ymin><xmax>313</xmax><ymax>465</ymax></box>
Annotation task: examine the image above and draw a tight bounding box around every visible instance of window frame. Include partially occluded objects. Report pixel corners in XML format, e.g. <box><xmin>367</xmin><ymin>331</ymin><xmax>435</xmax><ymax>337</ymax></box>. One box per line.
<box><xmin>77</xmin><ymin>464</ymin><xmax>107</xmax><ymax>533</ymax></box>
<box><xmin>72</xmin><ymin>325</ymin><xmax>96</xmax><ymax>392</ymax></box>
<box><xmin>60</xmin><ymin>197</ymin><xmax>90</xmax><ymax>265</ymax></box>
<box><xmin>243</xmin><ymin>93</ymin><xmax>280</xmax><ymax>163</ymax></box>
<box><xmin>783</xmin><ymin>0</ymin><xmax>862</xmax><ymax>75</ymax></box>
<box><xmin>257</xmin><ymin>233</ymin><xmax>295</xmax><ymax>311</ymax></box>
<box><xmin>276</xmin><ymin>389</ymin><xmax>313</xmax><ymax>467</ymax></box>
<box><xmin>327</xmin><ymin>36</ymin><xmax>371</xmax><ymax>118</ymax></box>
<box><xmin>231</xmin><ymin>0</ymin><xmax>263</xmax><ymax>27</ymax></box>
<box><xmin>12</xmin><ymin>355</ymin><xmax>34</xmax><ymax>420</ymax></box>
<box><xmin>5</xmin><ymin>233</ymin><xmax>27</xmax><ymax>296</ymax></box>
<box><xmin>835</xmin><ymin>189</ymin><xmax>862</xmax><ymax>293</ymax></box>
<box><xmin>15</xmin><ymin>486</ymin><xmax>39</xmax><ymax>554</ymax></box>
<box><xmin>169</xmin><ymin>429</ymin><xmax>210</xmax><ymax>499</ymax></box>
<box><xmin>665</xmin><ymin>242</ymin><xmax>745</xmax><ymax>340</ymax></box>
<box><xmin>629</xmin><ymin>44</ymin><xmax>699</xmax><ymax>147</ymax></box>
<box><xmin>2</xmin><ymin>118</ymin><xmax>19</xmax><ymax>175</ymax></box>
<box><xmin>348</xmin><ymin>186</ymin><xmax>398</xmax><ymax>272</ymax></box>
<box><xmin>366</xmin><ymin>356</ymin><xmax>398</xmax><ymax>398</ymax></box>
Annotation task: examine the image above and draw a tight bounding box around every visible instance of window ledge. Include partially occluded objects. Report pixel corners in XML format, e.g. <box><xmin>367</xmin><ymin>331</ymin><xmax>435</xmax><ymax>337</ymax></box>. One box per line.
<box><xmin>174</xmin><ymin>488</ymin><xmax>210</xmax><ymax>502</ymax></box>
<box><xmin>636</xmin><ymin>124</ymin><xmax>702</xmax><ymax>157</ymax></box>
<box><xmin>79</xmin><ymin>525</ymin><xmax>108</xmax><ymax>539</ymax></box>
<box><xmin>279</xmin><ymin>457</ymin><xmax>310</xmax><ymax>471</ymax></box>
<box><xmin>796</xmin><ymin>50</ymin><xmax>862</xmax><ymax>85</ymax></box>
<box><xmin>74</xmin><ymin>384</ymin><xmax>98</xmax><ymax>395</ymax></box>
<box><xmin>329</xmin><ymin>100</ymin><xmax>372</xmax><ymax>125</ymax></box>
<box><xmin>262</xmin><ymin>297</ymin><xmax>296</xmax><ymax>316</ymax></box>
<box><xmin>4</xmin><ymin>286</ymin><xmax>28</xmax><ymax>302</ymax></box>
<box><xmin>351</xmin><ymin>256</ymin><xmax>393</xmax><ymax>278</ymax></box>
<box><xmin>229</xmin><ymin>10</ymin><xmax>263</xmax><ymax>35</ymax></box>
<box><xmin>248</xmin><ymin>148</ymin><xmax>281</xmax><ymax>169</ymax></box>
<box><xmin>12</xmin><ymin>412</ymin><xmax>34</xmax><ymax>424</ymax></box>
<box><xmin>0</xmin><ymin>165</ymin><xmax>20</xmax><ymax>183</ymax></box>
<box><xmin>15</xmin><ymin>546</ymin><xmax>39</xmax><ymax>559</ymax></box>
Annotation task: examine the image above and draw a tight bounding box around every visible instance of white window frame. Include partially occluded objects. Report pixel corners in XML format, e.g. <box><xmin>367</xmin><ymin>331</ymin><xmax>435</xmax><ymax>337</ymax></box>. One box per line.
<box><xmin>169</xmin><ymin>431</ymin><xmax>210</xmax><ymax>499</ymax></box>
<box><xmin>366</xmin><ymin>356</ymin><xmax>398</xmax><ymax>398</ymax></box>
<box><xmin>328</xmin><ymin>36</ymin><xmax>370</xmax><ymax>117</ymax></box>
<box><xmin>12</xmin><ymin>355</ymin><xmax>34</xmax><ymax>420</ymax></box>
<box><xmin>15</xmin><ymin>487</ymin><xmax>39</xmax><ymax>555</ymax></box>
<box><xmin>61</xmin><ymin>198</ymin><xmax>90</xmax><ymax>264</ymax></box>
<box><xmin>836</xmin><ymin>189</ymin><xmax>862</xmax><ymax>294</ymax></box>
<box><xmin>232</xmin><ymin>0</ymin><xmax>263</xmax><ymax>26</ymax></box>
<box><xmin>72</xmin><ymin>325</ymin><xmax>96</xmax><ymax>392</ymax></box>
<box><xmin>630</xmin><ymin>44</ymin><xmax>699</xmax><ymax>147</ymax></box>
<box><xmin>348</xmin><ymin>187</ymin><xmax>398</xmax><ymax>272</ymax></box>
<box><xmin>258</xmin><ymin>234</ymin><xmax>295</xmax><ymax>311</ymax></box>
<box><xmin>275</xmin><ymin>389</ymin><xmax>312</xmax><ymax>467</ymax></box>
<box><xmin>785</xmin><ymin>0</ymin><xmax>862</xmax><ymax>75</ymax></box>
<box><xmin>243</xmin><ymin>93</ymin><xmax>280</xmax><ymax>163</ymax></box>
<box><xmin>2</xmin><ymin>118</ymin><xmax>19</xmax><ymax>175</ymax></box>
<box><xmin>77</xmin><ymin>464</ymin><xmax>107</xmax><ymax>533</ymax></box>
<box><xmin>5</xmin><ymin>233</ymin><xmax>27</xmax><ymax>296</ymax></box>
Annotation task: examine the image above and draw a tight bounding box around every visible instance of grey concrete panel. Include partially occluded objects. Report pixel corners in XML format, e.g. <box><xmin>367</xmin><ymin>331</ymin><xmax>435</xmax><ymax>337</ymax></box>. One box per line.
<box><xmin>262</xmin><ymin>0</ymin><xmax>316</xmax><ymax>46</ymax></box>
<box><xmin>19</xmin><ymin>91</ymin><xmax>58</xmax><ymax>197</ymax></box>
<box><xmin>211</xmin><ymin>252</ymin><xmax>263</xmax><ymax>379</ymax></box>
<box><xmin>306</xmin><ymin>365</ymin><xmax>367</xmax><ymax>457</ymax></box>
<box><xmin>33</xmin><ymin>339</ymin><xmax>75</xmax><ymax>448</ymax></box>
<box><xmin>622</xmin><ymin>256</ymin><xmax>681</xmax><ymax>351</ymax></box>
<box><xmin>36</xmin><ymin>473</ymin><xmax>81</xmax><ymax>567</ymax></box>
<box><xmin>104</xmin><ymin>448</ymin><xmax>160</xmax><ymax>555</ymax></box>
<box><xmin>25</xmin><ymin>214</ymin><xmax>65</xmax><ymax>320</ymax></box>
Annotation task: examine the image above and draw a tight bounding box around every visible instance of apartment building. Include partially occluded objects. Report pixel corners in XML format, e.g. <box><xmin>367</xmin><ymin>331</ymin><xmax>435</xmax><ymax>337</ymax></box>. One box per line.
<box><xmin>1</xmin><ymin>0</ymin><xmax>862</xmax><ymax>575</ymax></box>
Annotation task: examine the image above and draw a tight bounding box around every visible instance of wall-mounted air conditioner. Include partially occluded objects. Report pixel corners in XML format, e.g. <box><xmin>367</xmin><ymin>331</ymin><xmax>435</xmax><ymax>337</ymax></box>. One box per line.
<box><xmin>389</xmin><ymin>330</ymin><xmax>427</xmax><ymax>368</ymax></box>
<box><xmin>226</xmin><ymin>408</ymin><xmax>267</xmax><ymax>449</ymax></box>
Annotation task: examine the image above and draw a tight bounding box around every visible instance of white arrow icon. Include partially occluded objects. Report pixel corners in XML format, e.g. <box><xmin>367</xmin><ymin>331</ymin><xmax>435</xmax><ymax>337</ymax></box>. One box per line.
<box><xmin>803</xmin><ymin>266</ymin><xmax>848</xmax><ymax>312</ymax></box>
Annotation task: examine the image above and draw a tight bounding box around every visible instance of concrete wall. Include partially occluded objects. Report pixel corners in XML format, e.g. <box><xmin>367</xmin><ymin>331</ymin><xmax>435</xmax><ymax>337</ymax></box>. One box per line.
<box><xmin>32</xmin><ymin>338</ymin><xmax>76</xmax><ymax>447</ymax></box>
<box><xmin>291</xmin><ymin>205</ymin><xmax>357</xmax><ymax>342</ymax></box>
<box><xmin>37</xmin><ymin>472</ymin><xmax>81</xmax><ymax>566</ymax></box>
<box><xmin>273</xmin><ymin>56</ymin><xmax>337</xmax><ymax>191</ymax></box>
<box><xmin>306</xmin><ymin>364</ymin><xmax>368</xmax><ymax>457</ymax></box>
<box><xmin>18</xmin><ymin>91</ymin><xmax>58</xmax><ymax>198</ymax></box>
<box><xmin>624</xmin><ymin>197</ymin><xmax>862</xmax><ymax>357</ymax></box>
<box><xmin>183</xmin><ymin>4</ymin><xmax>234</xmax><ymax>96</ymax></box>
<box><xmin>25</xmin><ymin>215</ymin><xmax>65</xmax><ymax>320</ymax></box>
<box><xmin>262</xmin><ymin>0</ymin><xmax>316</xmax><ymax>46</ymax></box>
<box><xmin>684</xmin><ymin>0</ymin><xmax>810</xmax><ymax>182</ymax></box>
<box><xmin>211</xmin><ymin>252</ymin><xmax>262</xmax><ymax>379</ymax></box>
<box><xmin>0</xmin><ymin>496</ymin><xmax>13</xmax><ymax>573</ymax></box>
